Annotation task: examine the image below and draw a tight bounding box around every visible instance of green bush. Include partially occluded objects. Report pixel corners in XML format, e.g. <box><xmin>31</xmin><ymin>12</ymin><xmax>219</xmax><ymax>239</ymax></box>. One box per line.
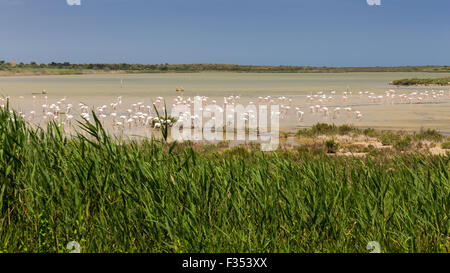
<box><xmin>363</xmin><ymin>128</ymin><xmax>378</xmax><ymax>137</ymax></box>
<box><xmin>380</xmin><ymin>133</ymin><xmax>401</xmax><ymax>146</ymax></box>
<box><xmin>414</xmin><ymin>129</ymin><xmax>443</xmax><ymax>142</ymax></box>
<box><xmin>394</xmin><ymin>136</ymin><xmax>412</xmax><ymax>151</ymax></box>
<box><xmin>325</xmin><ymin>139</ymin><xmax>339</xmax><ymax>153</ymax></box>
<box><xmin>392</xmin><ymin>77</ymin><xmax>450</xmax><ymax>86</ymax></box>
<box><xmin>296</xmin><ymin>123</ymin><xmax>360</xmax><ymax>137</ymax></box>
<box><xmin>338</xmin><ymin>124</ymin><xmax>356</xmax><ymax>135</ymax></box>
<box><xmin>312</xmin><ymin>123</ymin><xmax>336</xmax><ymax>135</ymax></box>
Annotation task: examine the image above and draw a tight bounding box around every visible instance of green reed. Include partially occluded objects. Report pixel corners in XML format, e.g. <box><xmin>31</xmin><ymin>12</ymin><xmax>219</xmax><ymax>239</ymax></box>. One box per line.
<box><xmin>0</xmin><ymin>105</ymin><xmax>448</xmax><ymax>253</ymax></box>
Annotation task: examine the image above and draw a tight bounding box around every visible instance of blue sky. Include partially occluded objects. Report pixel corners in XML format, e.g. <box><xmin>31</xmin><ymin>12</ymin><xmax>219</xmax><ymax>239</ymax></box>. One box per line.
<box><xmin>0</xmin><ymin>0</ymin><xmax>449</xmax><ymax>66</ymax></box>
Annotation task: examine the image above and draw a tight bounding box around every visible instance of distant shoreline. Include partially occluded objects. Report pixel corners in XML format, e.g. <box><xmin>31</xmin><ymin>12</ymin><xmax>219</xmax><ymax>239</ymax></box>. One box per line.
<box><xmin>1</xmin><ymin>63</ymin><xmax>450</xmax><ymax>77</ymax></box>
<box><xmin>3</xmin><ymin>70</ymin><xmax>450</xmax><ymax>78</ymax></box>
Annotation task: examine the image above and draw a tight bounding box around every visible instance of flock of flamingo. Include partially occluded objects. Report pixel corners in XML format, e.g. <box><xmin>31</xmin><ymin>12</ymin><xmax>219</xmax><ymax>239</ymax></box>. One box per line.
<box><xmin>0</xmin><ymin>88</ymin><xmax>449</xmax><ymax>137</ymax></box>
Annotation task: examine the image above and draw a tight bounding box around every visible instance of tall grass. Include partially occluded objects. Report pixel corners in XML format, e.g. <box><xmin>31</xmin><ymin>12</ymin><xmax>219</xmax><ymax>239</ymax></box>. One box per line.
<box><xmin>0</xmin><ymin>105</ymin><xmax>448</xmax><ymax>253</ymax></box>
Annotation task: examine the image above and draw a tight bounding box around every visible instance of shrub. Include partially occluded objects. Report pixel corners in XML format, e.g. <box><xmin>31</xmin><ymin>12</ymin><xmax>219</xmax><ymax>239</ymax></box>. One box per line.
<box><xmin>414</xmin><ymin>129</ymin><xmax>443</xmax><ymax>142</ymax></box>
<box><xmin>296</xmin><ymin>123</ymin><xmax>341</xmax><ymax>137</ymax></box>
<box><xmin>363</xmin><ymin>128</ymin><xmax>378</xmax><ymax>137</ymax></box>
<box><xmin>380</xmin><ymin>132</ymin><xmax>401</xmax><ymax>146</ymax></box>
<box><xmin>338</xmin><ymin>124</ymin><xmax>356</xmax><ymax>135</ymax></box>
<box><xmin>325</xmin><ymin>139</ymin><xmax>339</xmax><ymax>153</ymax></box>
<box><xmin>394</xmin><ymin>136</ymin><xmax>412</xmax><ymax>151</ymax></box>
<box><xmin>313</xmin><ymin>123</ymin><xmax>337</xmax><ymax>135</ymax></box>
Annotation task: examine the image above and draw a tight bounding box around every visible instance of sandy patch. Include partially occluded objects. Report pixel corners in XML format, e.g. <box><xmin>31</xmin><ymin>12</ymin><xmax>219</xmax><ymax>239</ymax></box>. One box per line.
<box><xmin>429</xmin><ymin>147</ymin><xmax>450</xmax><ymax>156</ymax></box>
<box><xmin>332</xmin><ymin>152</ymin><xmax>367</xmax><ymax>157</ymax></box>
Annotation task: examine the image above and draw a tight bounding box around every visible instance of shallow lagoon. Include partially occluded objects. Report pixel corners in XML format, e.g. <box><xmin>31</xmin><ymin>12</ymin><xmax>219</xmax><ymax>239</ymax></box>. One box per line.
<box><xmin>1</xmin><ymin>72</ymin><xmax>449</xmax><ymax>133</ymax></box>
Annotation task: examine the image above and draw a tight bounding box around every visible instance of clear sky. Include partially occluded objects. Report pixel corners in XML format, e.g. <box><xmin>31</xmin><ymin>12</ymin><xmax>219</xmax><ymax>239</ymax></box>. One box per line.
<box><xmin>0</xmin><ymin>0</ymin><xmax>449</xmax><ymax>66</ymax></box>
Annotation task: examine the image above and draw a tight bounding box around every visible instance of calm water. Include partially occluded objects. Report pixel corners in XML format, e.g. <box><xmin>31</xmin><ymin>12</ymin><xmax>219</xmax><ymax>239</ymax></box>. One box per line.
<box><xmin>1</xmin><ymin>72</ymin><xmax>450</xmax><ymax>133</ymax></box>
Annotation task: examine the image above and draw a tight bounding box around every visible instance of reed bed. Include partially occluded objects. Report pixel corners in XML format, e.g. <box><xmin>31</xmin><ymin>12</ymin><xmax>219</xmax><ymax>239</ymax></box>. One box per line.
<box><xmin>0</xmin><ymin>105</ymin><xmax>448</xmax><ymax>253</ymax></box>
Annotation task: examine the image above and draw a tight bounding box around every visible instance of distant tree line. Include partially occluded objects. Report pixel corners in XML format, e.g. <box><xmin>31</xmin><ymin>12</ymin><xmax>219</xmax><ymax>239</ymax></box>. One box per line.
<box><xmin>1</xmin><ymin>61</ymin><xmax>450</xmax><ymax>73</ymax></box>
